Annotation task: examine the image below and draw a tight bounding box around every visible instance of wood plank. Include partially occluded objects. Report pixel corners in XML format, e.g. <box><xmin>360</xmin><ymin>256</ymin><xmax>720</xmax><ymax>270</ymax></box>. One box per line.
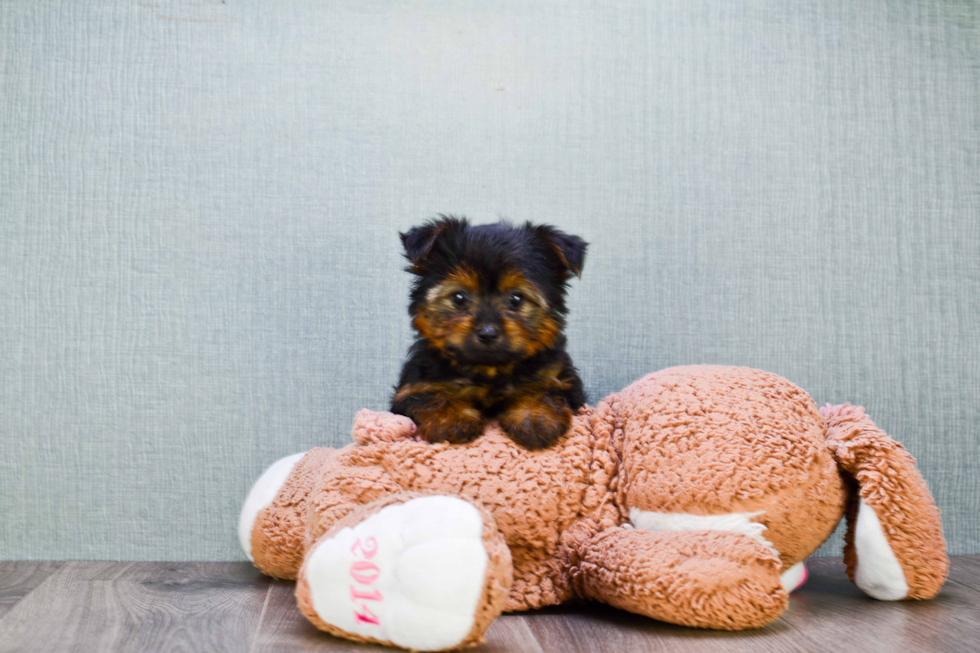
<box><xmin>524</xmin><ymin>602</ymin><xmax>810</xmax><ymax>653</ymax></box>
<box><xmin>477</xmin><ymin>615</ymin><xmax>545</xmax><ymax>653</ymax></box>
<box><xmin>250</xmin><ymin>579</ymin><xmax>394</xmax><ymax>652</ymax></box>
<box><xmin>0</xmin><ymin>558</ymin><xmax>977</xmax><ymax>652</ymax></box>
<box><xmin>251</xmin><ymin>579</ymin><xmax>544</xmax><ymax>653</ymax></box>
<box><xmin>948</xmin><ymin>555</ymin><xmax>980</xmax><ymax>593</ymax></box>
<box><xmin>0</xmin><ymin>562</ymin><xmax>270</xmax><ymax>653</ymax></box>
<box><xmin>778</xmin><ymin>557</ymin><xmax>980</xmax><ymax>653</ymax></box>
<box><xmin>0</xmin><ymin>562</ymin><xmax>64</xmax><ymax>618</ymax></box>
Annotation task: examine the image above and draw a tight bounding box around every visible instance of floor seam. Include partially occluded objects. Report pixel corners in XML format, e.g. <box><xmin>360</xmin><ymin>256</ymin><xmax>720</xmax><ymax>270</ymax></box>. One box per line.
<box><xmin>775</xmin><ymin>608</ymin><xmax>829</xmax><ymax>653</ymax></box>
<box><xmin>247</xmin><ymin>579</ymin><xmax>273</xmax><ymax>653</ymax></box>
<box><xmin>943</xmin><ymin>575</ymin><xmax>980</xmax><ymax>595</ymax></box>
<box><xmin>0</xmin><ymin>563</ymin><xmax>67</xmax><ymax>632</ymax></box>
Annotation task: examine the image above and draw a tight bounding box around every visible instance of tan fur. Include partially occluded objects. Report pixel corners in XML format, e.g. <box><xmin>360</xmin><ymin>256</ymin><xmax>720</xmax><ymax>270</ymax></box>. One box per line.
<box><xmin>496</xmin><ymin>269</ymin><xmax>561</xmax><ymax>357</ymax></box>
<box><xmin>392</xmin><ymin>380</ymin><xmax>489</xmax><ymax>443</ymax></box>
<box><xmin>497</xmin><ymin>392</ymin><xmax>573</xmax><ymax>452</ymax></box>
<box><xmin>244</xmin><ymin>365</ymin><xmax>948</xmax><ymax>650</ymax></box>
<box><xmin>412</xmin><ymin>268</ymin><xmax>481</xmax><ymax>354</ymax></box>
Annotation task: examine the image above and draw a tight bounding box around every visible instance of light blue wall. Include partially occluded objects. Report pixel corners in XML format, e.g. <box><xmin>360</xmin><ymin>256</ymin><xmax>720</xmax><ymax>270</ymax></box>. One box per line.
<box><xmin>1</xmin><ymin>0</ymin><xmax>977</xmax><ymax>560</ymax></box>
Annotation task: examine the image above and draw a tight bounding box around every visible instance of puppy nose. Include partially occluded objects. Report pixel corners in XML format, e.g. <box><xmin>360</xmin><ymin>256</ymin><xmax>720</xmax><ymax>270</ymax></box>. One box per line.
<box><xmin>476</xmin><ymin>324</ymin><xmax>501</xmax><ymax>344</ymax></box>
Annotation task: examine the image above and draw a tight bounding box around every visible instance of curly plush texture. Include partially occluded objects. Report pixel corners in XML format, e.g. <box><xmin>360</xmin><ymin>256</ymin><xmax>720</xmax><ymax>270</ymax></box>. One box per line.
<box><xmin>614</xmin><ymin>366</ymin><xmax>848</xmax><ymax>570</ymax></box>
<box><xmin>821</xmin><ymin>403</ymin><xmax>948</xmax><ymax>599</ymax></box>
<box><xmin>302</xmin><ymin>409</ymin><xmax>619</xmax><ymax>610</ymax></box>
<box><xmin>242</xmin><ymin>365</ymin><xmax>948</xmax><ymax>650</ymax></box>
<box><xmin>251</xmin><ymin>446</ymin><xmax>336</xmax><ymax>580</ymax></box>
<box><xmin>575</xmin><ymin>527</ymin><xmax>787</xmax><ymax>630</ymax></box>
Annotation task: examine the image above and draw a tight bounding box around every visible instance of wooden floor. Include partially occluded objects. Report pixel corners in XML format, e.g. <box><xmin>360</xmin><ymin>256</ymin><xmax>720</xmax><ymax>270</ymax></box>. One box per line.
<box><xmin>0</xmin><ymin>557</ymin><xmax>978</xmax><ymax>652</ymax></box>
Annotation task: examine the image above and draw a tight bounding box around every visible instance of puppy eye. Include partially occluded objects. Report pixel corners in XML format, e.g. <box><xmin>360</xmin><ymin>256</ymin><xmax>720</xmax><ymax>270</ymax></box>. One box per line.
<box><xmin>508</xmin><ymin>292</ymin><xmax>525</xmax><ymax>309</ymax></box>
<box><xmin>450</xmin><ymin>291</ymin><xmax>469</xmax><ymax>308</ymax></box>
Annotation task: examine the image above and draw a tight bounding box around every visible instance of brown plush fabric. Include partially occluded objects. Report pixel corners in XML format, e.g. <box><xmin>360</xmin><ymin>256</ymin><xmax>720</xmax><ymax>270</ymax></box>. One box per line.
<box><xmin>821</xmin><ymin>403</ymin><xmax>948</xmax><ymax>599</ymax></box>
<box><xmin>295</xmin><ymin>492</ymin><xmax>513</xmax><ymax>651</ymax></box>
<box><xmin>575</xmin><ymin>527</ymin><xmax>787</xmax><ymax>630</ymax></box>
<box><xmin>300</xmin><ymin>409</ymin><xmax>618</xmax><ymax>611</ymax></box>
<box><xmin>615</xmin><ymin>366</ymin><xmax>826</xmax><ymax>511</ymax></box>
<box><xmin>611</xmin><ymin>366</ymin><xmax>849</xmax><ymax>570</ymax></box>
<box><xmin>244</xmin><ymin>365</ymin><xmax>948</xmax><ymax>645</ymax></box>
<box><xmin>251</xmin><ymin>447</ymin><xmax>336</xmax><ymax>580</ymax></box>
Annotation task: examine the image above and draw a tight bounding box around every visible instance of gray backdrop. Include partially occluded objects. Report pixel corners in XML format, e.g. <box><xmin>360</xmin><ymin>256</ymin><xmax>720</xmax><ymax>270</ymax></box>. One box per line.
<box><xmin>1</xmin><ymin>0</ymin><xmax>978</xmax><ymax>561</ymax></box>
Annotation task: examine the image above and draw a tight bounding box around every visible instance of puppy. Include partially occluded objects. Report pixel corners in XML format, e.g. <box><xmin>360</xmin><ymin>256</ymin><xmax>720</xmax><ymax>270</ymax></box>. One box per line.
<box><xmin>390</xmin><ymin>216</ymin><xmax>587</xmax><ymax>449</ymax></box>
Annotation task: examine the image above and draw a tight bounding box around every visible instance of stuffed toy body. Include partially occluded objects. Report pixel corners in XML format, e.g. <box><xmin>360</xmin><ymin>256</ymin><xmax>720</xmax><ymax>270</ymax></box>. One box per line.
<box><xmin>239</xmin><ymin>366</ymin><xmax>947</xmax><ymax>651</ymax></box>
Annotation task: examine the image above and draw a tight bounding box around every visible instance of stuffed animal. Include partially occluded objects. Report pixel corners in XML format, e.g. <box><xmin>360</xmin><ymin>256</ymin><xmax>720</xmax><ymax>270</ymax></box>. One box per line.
<box><xmin>238</xmin><ymin>365</ymin><xmax>947</xmax><ymax>651</ymax></box>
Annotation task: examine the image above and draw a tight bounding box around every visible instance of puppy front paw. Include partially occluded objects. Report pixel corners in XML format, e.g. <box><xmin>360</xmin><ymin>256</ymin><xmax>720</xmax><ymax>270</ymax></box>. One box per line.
<box><xmin>415</xmin><ymin>406</ymin><xmax>485</xmax><ymax>444</ymax></box>
<box><xmin>499</xmin><ymin>395</ymin><xmax>572</xmax><ymax>449</ymax></box>
<box><xmin>391</xmin><ymin>385</ymin><xmax>486</xmax><ymax>445</ymax></box>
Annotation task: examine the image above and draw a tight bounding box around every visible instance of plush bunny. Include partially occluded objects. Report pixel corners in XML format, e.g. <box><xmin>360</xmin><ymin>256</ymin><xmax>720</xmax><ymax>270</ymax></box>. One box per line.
<box><xmin>238</xmin><ymin>365</ymin><xmax>947</xmax><ymax>651</ymax></box>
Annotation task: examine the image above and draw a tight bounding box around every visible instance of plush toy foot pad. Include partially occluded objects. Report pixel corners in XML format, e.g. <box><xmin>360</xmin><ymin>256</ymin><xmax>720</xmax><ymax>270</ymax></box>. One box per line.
<box><xmin>297</xmin><ymin>495</ymin><xmax>506</xmax><ymax>651</ymax></box>
<box><xmin>780</xmin><ymin>562</ymin><xmax>808</xmax><ymax>592</ymax></box>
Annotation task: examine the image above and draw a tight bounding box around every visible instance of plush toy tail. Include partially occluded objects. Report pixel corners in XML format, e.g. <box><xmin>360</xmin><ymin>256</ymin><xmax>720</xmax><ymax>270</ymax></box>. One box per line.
<box><xmin>821</xmin><ymin>404</ymin><xmax>948</xmax><ymax>600</ymax></box>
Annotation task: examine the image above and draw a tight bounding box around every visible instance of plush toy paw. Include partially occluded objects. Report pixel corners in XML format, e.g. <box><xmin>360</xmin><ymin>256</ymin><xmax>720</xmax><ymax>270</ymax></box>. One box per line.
<box><xmin>352</xmin><ymin>410</ymin><xmax>418</xmax><ymax>445</ymax></box>
<box><xmin>296</xmin><ymin>494</ymin><xmax>512</xmax><ymax>652</ymax></box>
<box><xmin>238</xmin><ymin>452</ymin><xmax>307</xmax><ymax>561</ymax></box>
<box><xmin>780</xmin><ymin>561</ymin><xmax>808</xmax><ymax>592</ymax></box>
<box><xmin>240</xmin><ymin>448</ymin><xmax>338</xmax><ymax>580</ymax></box>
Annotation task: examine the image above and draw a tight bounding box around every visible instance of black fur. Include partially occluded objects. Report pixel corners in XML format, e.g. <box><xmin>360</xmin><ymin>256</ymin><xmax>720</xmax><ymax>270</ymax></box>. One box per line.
<box><xmin>391</xmin><ymin>216</ymin><xmax>588</xmax><ymax>449</ymax></box>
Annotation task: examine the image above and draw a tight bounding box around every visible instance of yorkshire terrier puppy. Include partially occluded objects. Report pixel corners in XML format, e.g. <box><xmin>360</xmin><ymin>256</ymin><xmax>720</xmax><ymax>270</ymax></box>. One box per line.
<box><xmin>390</xmin><ymin>216</ymin><xmax>587</xmax><ymax>449</ymax></box>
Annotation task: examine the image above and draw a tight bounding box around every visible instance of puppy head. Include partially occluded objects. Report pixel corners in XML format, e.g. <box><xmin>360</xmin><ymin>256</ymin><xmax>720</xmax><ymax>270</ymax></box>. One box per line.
<box><xmin>400</xmin><ymin>216</ymin><xmax>587</xmax><ymax>365</ymax></box>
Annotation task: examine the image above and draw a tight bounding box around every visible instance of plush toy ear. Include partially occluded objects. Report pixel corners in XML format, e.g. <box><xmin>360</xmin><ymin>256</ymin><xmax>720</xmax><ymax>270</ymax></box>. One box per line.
<box><xmin>530</xmin><ymin>223</ymin><xmax>588</xmax><ymax>278</ymax></box>
<box><xmin>399</xmin><ymin>215</ymin><xmax>466</xmax><ymax>273</ymax></box>
<box><xmin>821</xmin><ymin>404</ymin><xmax>948</xmax><ymax>601</ymax></box>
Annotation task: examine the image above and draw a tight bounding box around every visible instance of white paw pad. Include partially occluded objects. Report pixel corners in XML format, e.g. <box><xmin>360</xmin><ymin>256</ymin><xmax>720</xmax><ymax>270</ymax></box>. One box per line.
<box><xmin>780</xmin><ymin>561</ymin><xmax>808</xmax><ymax>592</ymax></box>
<box><xmin>304</xmin><ymin>496</ymin><xmax>488</xmax><ymax>651</ymax></box>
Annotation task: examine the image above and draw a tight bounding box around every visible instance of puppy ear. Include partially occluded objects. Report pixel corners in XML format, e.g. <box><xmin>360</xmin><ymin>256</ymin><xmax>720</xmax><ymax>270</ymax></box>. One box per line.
<box><xmin>399</xmin><ymin>215</ymin><xmax>466</xmax><ymax>272</ymax></box>
<box><xmin>531</xmin><ymin>224</ymin><xmax>588</xmax><ymax>278</ymax></box>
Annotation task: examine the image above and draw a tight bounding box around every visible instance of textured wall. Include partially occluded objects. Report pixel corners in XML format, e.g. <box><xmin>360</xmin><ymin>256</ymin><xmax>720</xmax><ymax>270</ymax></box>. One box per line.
<box><xmin>1</xmin><ymin>0</ymin><xmax>977</xmax><ymax>560</ymax></box>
